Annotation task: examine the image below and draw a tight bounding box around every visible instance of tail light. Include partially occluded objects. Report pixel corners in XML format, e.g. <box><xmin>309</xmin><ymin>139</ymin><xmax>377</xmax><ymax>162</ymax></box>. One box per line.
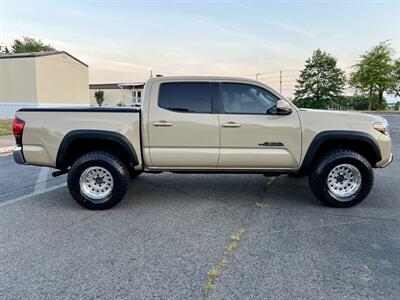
<box><xmin>13</xmin><ymin>117</ymin><xmax>25</xmax><ymax>145</ymax></box>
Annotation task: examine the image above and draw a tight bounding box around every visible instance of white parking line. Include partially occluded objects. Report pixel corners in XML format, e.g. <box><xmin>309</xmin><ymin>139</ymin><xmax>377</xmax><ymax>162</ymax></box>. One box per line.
<box><xmin>34</xmin><ymin>167</ymin><xmax>49</xmax><ymax>193</ymax></box>
<box><xmin>0</xmin><ymin>183</ymin><xmax>67</xmax><ymax>208</ymax></box>
<box><xmin>0</xmin><ymin>146</ymin><xmax>13</xmax><ymax>155</ymax></box>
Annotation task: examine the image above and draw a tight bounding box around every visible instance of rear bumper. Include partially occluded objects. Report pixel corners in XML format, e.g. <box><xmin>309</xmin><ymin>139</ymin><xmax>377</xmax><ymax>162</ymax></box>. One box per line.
<box><xmin>13</xmin><ymin>146</ymin><xmax>26</xmax><ymax>165</ymax></box>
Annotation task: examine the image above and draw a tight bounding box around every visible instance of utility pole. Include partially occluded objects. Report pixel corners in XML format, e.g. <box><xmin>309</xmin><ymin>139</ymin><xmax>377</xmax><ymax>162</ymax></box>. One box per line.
<box><xmin>279</xmin><ymin>70</ymin><xmax>282</xmax><ymax>94</ymax></box>
<box><xmin>255</xmin><ymin>73</ymin><xmax>261</xmax><ymax>81</ymax></box>
<box><xmin>150</xmin><ymin>70</ymin><xmax>153</xmax><ymax>78</ymax></box>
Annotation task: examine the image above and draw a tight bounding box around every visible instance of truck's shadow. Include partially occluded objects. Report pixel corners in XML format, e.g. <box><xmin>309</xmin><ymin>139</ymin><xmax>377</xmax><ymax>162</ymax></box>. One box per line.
<box><xmin>118</xmin><ymin>173</ymin><xmax>320</xmax><ymax>210</ymax></box>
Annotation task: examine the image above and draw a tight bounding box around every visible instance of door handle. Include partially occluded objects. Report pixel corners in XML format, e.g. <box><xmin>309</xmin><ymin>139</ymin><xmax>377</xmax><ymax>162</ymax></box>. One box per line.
<box><xmin>221</xmin><ymin>122</ymin><xmax>241</xmax><ymax>128</ymax></box>
<box><xmin>153</xmin><ymin>120</ymin><xmax>173</xmax><ymax>127</ymax></box>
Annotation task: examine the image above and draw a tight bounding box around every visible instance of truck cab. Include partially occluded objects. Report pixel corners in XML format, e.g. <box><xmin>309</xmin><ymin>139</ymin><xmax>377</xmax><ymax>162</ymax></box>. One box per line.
<box><xmin>142</xmin><ymin>77</ymin><xmax>301</xmax><ymax>170</ymax></box>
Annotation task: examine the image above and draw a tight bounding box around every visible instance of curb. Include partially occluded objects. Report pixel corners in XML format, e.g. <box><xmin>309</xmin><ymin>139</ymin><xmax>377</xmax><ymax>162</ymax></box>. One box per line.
<box><xmin>0</xmin><ymin>146</ymin><xmax>13</xmax><ymax>155</ymax></box>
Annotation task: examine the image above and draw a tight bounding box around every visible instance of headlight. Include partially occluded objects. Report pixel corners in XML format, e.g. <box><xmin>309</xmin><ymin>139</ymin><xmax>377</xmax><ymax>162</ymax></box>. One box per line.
<box><xmin>373</xmin><ymin>121</ymin><xmax>389</xmax><ymax>135</ymax></box>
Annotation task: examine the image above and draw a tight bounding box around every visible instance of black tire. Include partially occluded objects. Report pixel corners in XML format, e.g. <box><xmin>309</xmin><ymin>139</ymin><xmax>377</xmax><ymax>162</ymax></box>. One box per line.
<box><xmin>67</xmin><ymin>151</ymin><xmax>129</xmax><ymax>210</ymax></box>
<box><xmin>308</xmin><ymin>150</ymin><xmax>374</xmax><ymax>208</ymax></box>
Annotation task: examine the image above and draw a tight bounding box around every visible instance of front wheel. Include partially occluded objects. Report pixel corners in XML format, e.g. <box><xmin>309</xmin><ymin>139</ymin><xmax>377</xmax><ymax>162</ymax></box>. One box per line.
<box><xmin>67</xmin><ymin>151</ymin><xmax>129</xmax><ymax>210</ymax></box>
<box><xmin>308</xmin><ymin>150</ymin><xmax>374</xmax><ymax>208</ymax></box>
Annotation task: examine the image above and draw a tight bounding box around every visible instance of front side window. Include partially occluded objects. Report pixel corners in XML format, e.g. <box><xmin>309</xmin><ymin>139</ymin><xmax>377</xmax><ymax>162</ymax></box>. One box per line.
<box><xmin>221</xmin><ymin>83</ymin><xmax>278</xmax><ymax>114</ymax></box>
<box><xmin>159</xmin><ymin>82</ymin><xmax>212</xmax><ymax>113</ymax></box>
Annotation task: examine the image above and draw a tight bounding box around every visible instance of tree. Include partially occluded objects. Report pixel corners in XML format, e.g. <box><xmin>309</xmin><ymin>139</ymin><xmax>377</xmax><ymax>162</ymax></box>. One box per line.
<box><xmin>10</xmin><ymin>36</ymin><xmax>56</xmax><ymax>53</ymax></box>
<box><xmin>293</xmin><ymin>49</ymin><xmax>346</xmax><ymax>109</ymax></box>
<box><xmin>349</xmin><ymin>41</ymin><xmax>394</xmax><ymax>110</ymax></box>
<box><xmin>389</xmin><ymin>59</ymin><xmax>400</xmax><ymax>97</ymax></box>
<box><xmin>341</xmin><ymin>95</ymin><xmax>369</xmax><ymax>110</ymax></box>
<box><xmin>342</xmin><ymin>94</ymin><xmax>387</xmax><ymax>111</ymax></box>
<box><xmin>0</xmin><ymin>45</ymin><xmax>9</xmax><ymax>54</ymax></box>
<box><xmin>94</xmin><ymin>90</ymin><xmax>105</xmax><ymax>107</ymax></box>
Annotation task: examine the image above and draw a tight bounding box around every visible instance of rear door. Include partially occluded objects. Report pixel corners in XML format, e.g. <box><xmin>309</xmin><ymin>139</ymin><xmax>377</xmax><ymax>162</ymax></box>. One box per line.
<box><xmin>148</xmin><ymin>81</ymin><xmax>220</xmax><ymax>168</ymax></box>
<box><xmin>217</xmin><ymin>82</ymin><xmax>301</xmax><ymax>169</ymax></box>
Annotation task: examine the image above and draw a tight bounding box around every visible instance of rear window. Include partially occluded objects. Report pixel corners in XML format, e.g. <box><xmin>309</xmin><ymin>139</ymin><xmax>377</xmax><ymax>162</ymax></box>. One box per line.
<box><xmin>158</xmin><ymin>82</ymin><xmax>212</xmax><ymax>113</ymax></box>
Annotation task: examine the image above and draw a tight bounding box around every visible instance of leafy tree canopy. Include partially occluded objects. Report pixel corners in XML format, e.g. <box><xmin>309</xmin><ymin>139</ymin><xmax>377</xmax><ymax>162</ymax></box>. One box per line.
<box><xmin>10</xmin><ymin>36</ymin><xmax>56</xmax><ymax>53</ymax></box>
<box><xmin>293</xmin><ymin>49</ymin><xmax>346</xmax><ymax>109</ymax></box>
<box><xmin>349</xmin><ymin>41</ymin><xmax>394</xmax><ymax>108</ymax></box>
<box><xmin>390</xmin><ymin>59</ymin><xmax>400</xmax><ymax>97</ymax></box>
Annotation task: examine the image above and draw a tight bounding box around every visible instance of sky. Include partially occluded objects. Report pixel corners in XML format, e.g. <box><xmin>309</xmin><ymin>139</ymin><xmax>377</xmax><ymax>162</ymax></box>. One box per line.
<box><xmin>0</xmin><ymin>0</ymin><xmax>399</xmax><ymax>99</ymax></box>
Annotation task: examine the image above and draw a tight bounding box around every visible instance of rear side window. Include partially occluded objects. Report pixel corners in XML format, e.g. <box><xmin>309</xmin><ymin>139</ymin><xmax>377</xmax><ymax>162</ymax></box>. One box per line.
<box><xmin>158</xmin><ymin>82</ymin><xmax>212</xmax><ymax>113</ymax></box>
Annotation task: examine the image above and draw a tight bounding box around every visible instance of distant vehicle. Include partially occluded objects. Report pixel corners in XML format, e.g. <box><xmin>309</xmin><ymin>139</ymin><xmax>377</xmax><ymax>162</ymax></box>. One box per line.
<box><xmin>13</xmin><ymin>76</ymin><xmax>392</xmax><ymax>209</ymax></box>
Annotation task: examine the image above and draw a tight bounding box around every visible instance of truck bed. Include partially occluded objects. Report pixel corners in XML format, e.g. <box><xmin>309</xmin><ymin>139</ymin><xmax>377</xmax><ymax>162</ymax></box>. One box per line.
<box><xmin>15</xmin><ymin>107</ymin><xmax>142</xmax><ymax>168</ymax></box>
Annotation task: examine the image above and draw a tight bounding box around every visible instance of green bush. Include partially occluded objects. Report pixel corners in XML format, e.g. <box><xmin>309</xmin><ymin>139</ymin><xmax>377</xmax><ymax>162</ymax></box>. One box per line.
<box><xmin>94</xmin><ymin>90</ymin><xmax>105</xmax><ymax>107</ymax></box>
<box><xmin>338</xmin><ymin>94</ymin><xmax>387</xmax><ymax>111</ymax></box>
<box><xmin>0</xmin><ymin>119</ymin><xmax>12</xmax><ymax>136</ymax></box>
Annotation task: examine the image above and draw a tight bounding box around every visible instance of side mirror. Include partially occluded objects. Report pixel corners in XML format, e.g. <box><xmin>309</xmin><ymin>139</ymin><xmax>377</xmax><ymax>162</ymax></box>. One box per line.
<box><xmin>276</xmin><ymin>100</ymin><xmax>292</xmax><ymax>115</ymax></box>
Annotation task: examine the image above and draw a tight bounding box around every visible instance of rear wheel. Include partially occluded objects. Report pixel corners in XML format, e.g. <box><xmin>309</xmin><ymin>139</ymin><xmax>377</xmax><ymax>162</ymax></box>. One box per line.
<box><xmin>67</xmin><ymin>151</ymin><xmax>129</xmax><ymax>210</ymax></box>
<box><xmin>308</xmin><ymin>150</ymin><xmax>374</xmax><ymax>208</ymax></box>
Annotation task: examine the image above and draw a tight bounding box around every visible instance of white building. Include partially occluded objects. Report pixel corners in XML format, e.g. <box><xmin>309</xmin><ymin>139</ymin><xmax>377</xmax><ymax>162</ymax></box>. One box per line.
<box><xmin>0</xmin><ymin>51</ymin><xmax>89</xmax><ymax>118</ymax></box>
<box><xmin>89</xmin><ymin>82</ymin><xmax>145</xmax><ymax>107</ymax></box>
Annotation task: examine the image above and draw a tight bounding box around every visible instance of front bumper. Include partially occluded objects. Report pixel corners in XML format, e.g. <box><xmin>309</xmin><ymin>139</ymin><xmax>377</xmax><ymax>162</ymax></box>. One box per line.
<box><xmin>13</xmin><ymin>146</ymin><xmax>26</xmax><ymax>165</ymax></box>
<box><xmin>378</xmin><ymin>153</ymin><xmax>393</xmax><ymax>168</ymax></box>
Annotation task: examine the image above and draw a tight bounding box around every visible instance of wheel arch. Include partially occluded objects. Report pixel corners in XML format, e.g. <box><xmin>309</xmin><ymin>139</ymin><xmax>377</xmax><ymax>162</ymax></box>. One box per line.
<box><xmin>300</xmin><ymin>130</ymin><xmax>381</xmax><ymax>173</ymax></box>
<box><xmin>56</xmin><ymin>130</ymin><xmax>139</xmax><ymax>170</ymax></box>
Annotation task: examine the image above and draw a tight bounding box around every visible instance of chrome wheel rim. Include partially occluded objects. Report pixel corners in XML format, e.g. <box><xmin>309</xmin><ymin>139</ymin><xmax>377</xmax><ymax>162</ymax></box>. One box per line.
<box><xmin>79</xmin><ymin>166</ymin><xmax>114</xmax><ymax>200</ymax></box>
<box><xmin>327</xmin><ymin>164</ymin><xmax>362</xmax><ymax>201</ymax></box>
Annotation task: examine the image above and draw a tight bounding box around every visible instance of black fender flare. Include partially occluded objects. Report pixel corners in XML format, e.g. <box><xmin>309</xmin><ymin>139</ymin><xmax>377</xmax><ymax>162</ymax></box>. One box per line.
<box><xmin>299</xmin><ymin>130</ymin><xmax>381</xmax><ymax>172</ymax></box>
<box><xmin>56</xmin><ymin>130</ymin><xmax>139</xmax><ymax>169</ymax></box>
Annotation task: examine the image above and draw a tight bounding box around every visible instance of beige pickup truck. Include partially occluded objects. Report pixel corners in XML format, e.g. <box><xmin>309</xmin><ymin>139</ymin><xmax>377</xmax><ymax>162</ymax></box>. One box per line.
<box><xmin>13</xmin><ymin>76</ymin><xmax>392</xmax><ymax>209</ymax></box>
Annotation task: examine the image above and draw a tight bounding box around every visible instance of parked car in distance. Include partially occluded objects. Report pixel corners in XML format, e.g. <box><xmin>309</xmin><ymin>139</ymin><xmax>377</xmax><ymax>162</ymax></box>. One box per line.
<box><xmin>13</xmin><ymin>76</ymin><xmax>392</xmax><ymax>209</ymax></box>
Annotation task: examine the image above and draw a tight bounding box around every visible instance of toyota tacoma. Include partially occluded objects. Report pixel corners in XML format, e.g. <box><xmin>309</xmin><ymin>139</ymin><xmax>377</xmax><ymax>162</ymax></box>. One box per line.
<box><xmin>13</xmin><ymin>76</ymin><xmax>393</xmax><ymax>209</ymax></box>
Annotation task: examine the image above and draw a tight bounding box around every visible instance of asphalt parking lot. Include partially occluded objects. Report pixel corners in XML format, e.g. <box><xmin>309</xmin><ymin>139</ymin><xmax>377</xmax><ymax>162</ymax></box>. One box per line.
<box><xmin>0</xmin><ymin>114</ymin><xmax>399</xmax><ymax>299</ymax></box>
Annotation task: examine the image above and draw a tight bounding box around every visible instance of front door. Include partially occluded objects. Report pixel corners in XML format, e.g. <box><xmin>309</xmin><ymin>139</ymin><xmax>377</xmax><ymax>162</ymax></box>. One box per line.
<box><xmin>148</xmin><ymin>81</ymin><xmax>219</xmax><ymax>168</ymax></box>
<box><xmin>218</xmin><ymin>82</ymin><xmax>301</xmax><ymax>169</ymax></box>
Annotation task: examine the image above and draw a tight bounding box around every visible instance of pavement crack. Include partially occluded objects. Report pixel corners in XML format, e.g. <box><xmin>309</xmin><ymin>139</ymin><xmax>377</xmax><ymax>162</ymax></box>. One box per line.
<box><xmin>255</xmin><ymin>202</ymin><xmax>270</xmax><ymax>208</ymax></box>
<box><xmin>255</xmin><ymin>176</ymin><xmax>276</xmax><ymax>209</ymax></box>
<box><xmin>200</xmin><ymin>222</ymin><xmax>248</xmax><ymax>300</ymax></box>
<box><xmin>266</xmin><ymin>176</ymin><xmax>276</xmax><ymax>187</ymax></box>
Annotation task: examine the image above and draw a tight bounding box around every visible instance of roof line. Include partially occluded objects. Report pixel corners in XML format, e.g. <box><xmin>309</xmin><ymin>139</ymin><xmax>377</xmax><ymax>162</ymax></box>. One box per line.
<box><xmin>89</xmin><ymin>82</ymin><xmax>145</xmax><ymax>90</ymax></box>
<box><xmin>0</xmin><ymin>51</ymin><xmax>88</xmax><ymax>67</ymax></box>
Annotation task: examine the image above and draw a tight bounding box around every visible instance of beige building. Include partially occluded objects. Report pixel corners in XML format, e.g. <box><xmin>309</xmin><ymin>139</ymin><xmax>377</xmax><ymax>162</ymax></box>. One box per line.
<box><xmin>0</xmin><ymin>51</ymin><xmax>89</xmax><ymax>118</ymax></box>
<box><xmin>89</xmin><ymin>82</ymin><xmax>145</xmax><ymax>107</ymax></box>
